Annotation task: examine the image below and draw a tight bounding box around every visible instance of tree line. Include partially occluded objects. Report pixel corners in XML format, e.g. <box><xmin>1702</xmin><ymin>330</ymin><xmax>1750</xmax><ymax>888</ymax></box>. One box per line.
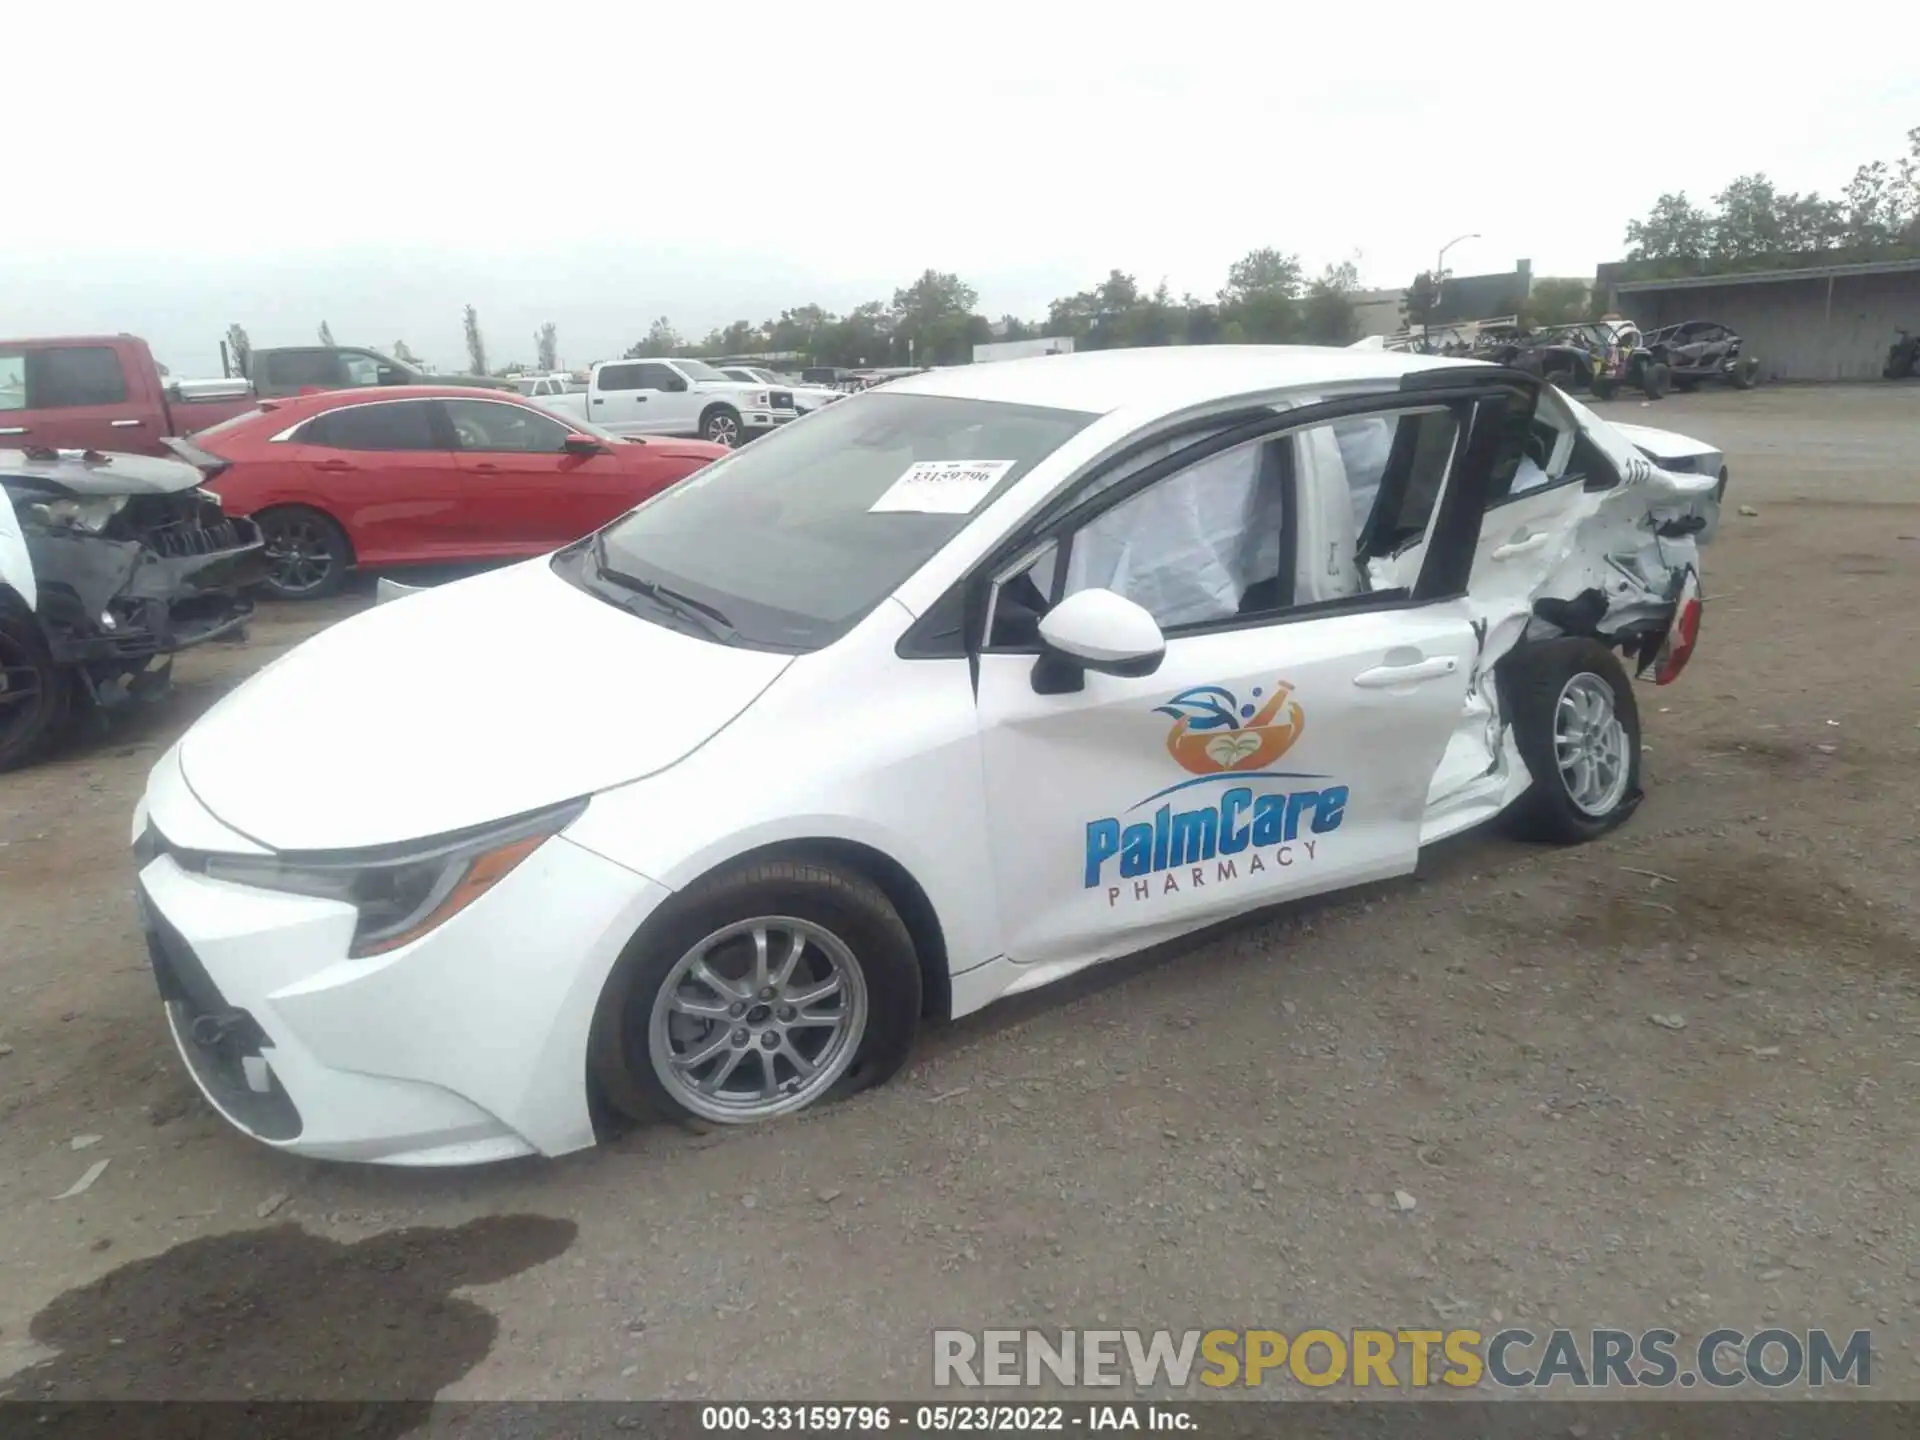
<box><xmin>1619</xmin><ymin>126</ymin><xmax>1919</xmax><ymax>271</ymax></box>
<box><xmin>220</xmin><ymin>125</ymin><xmax>1916</xmax><ymax>378</ymax></box>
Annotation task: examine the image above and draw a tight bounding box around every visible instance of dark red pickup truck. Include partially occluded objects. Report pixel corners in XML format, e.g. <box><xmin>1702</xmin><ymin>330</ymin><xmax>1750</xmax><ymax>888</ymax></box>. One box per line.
<box><xmin>0</xmin><ymin>334</ymin><xmax>257</xmax><ymax>457</ymax></box>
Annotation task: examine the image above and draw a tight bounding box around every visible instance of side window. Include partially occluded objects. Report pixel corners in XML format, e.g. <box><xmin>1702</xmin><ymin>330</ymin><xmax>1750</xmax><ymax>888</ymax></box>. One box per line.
<box><xmin>444</xmin><ymin>399</ymin><xmax>572</xmax><ymax>453</ymax></box>
<box><xmin>341</xmin><ymin>352</ymin><xmax>383</xmax><ymax>386</ymax></box>
<box><xmin>0</xmin><ymin>353</ymin><xmax>25</xmax><ymax>411</ymax></box>
<box><xmin>25</xmin><ymin>347</ymin><xmax>129</xmax><ymax>408</ymax></box>
<box><xmin>635</xmin><ymin>362</ymin><xmax>682</xmax><ymax>390</ymax></box>
<box><xmin>596</xmin><ymin>364</ymin><xmax>647</xmax><ymax>391</ymax></box>
<box><xmin>298</xmin><ymin>402</ymin><xmax>440</xmax><ymax>451</ymax></box>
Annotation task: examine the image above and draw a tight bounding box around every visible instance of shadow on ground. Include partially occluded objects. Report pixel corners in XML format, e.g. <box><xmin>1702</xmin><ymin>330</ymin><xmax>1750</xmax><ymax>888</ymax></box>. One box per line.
<box><xmin>6</xmin><ymin>1214</ymin><xmax>575</xmax><ymax>1435</ymax></box>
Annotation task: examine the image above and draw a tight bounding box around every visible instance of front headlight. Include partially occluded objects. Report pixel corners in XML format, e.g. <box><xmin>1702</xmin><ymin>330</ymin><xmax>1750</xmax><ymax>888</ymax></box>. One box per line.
<box><xmin>199</xmin><ymin>798</ymin><xmax>587</xmax><ymax>957</ymax></box>
<box><xmin>26</xmin><ymin>494</ymin><xmax>129</xmax><ymax>533</ymax></box>
<box><xmin>755</xmin><ymin>390</ymin><xmax>771</xmax><ymax>408</ymax></box>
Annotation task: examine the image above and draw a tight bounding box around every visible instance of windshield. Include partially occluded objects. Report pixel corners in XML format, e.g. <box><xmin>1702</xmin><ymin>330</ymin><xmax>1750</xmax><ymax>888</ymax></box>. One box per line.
<box><xmin>572</xmin><ymin>391</ymin><xmax>1095</xmax><ymax>650</ymax></box>
<box><xmin>675</xmin><ymin>358</ymin><xmax>727</xmax><ymax>381</ymax></box>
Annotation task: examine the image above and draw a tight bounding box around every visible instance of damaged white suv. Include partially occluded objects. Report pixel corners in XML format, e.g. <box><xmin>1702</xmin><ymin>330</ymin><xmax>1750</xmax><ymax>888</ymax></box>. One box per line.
<box><xmin>131</xmin><ymin>347</ymin><xmax>1710</xmax><ymax>1165</ymax></box>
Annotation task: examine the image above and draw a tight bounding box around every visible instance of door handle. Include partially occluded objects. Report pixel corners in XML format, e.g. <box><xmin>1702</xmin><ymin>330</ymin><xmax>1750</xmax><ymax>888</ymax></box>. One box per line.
<box><xmin>314</xmin><ymin>459</ymin><xmax>356</xmax><ymax>471</ymax></box>
<box><xmin>472</xmin><ymin>462</ymin><xmax>499</xmax><ymax>472</ymax></box>
<box><xmin>1491</xmin><ymin>530</ymin><xmax>1550</xmax><ymax>560</ymax></box>
<box><xmin>591</xmin><ymin>397</ymin><xmax>605</xmax><ymax>405</ymax></box>
<box><xmin>1353</xmin><ymin>656</ymin><xmax>1459</xmax><ymax>688</ymax></box>
<box><xmin>110</xmin><ymin>418</ymin><xmax>144</xmax><ymax>428</ymax></box>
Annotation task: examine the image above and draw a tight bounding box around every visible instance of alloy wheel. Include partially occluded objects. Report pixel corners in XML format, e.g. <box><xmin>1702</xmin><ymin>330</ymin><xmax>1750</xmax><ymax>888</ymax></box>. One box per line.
<box><xmin>1554</xmin><ymin>673</ymin><xmax>1630</xmax><ymax>817</ymax></box>
<box><xmin>0</xmin><ymin>631</ymin><xmax>45</xmax><ymax>744</ymax></box>
<box><xmin>705</xmin><ymin>413</ymin><xmax>740</xmax><ymax>447</ymax></box>
<box><xmin>648</xmin><ymin>916</ymin><xmax>869</xmax><ymax>1123</ymax></box>
<box><xmin>260</xmin><ymin>516</ymin><xmax>336</xmax><ymax>595</ymax></box>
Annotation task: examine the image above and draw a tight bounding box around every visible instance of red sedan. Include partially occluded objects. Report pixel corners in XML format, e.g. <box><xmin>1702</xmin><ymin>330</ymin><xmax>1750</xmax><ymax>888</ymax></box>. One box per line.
<box><xmin>166</xmin><ymin>386</ymin><xmax>729</xmax><ymax>599</ymax></box>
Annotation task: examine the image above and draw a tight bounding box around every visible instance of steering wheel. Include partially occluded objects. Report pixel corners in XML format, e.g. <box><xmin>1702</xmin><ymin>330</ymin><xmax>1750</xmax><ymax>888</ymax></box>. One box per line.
<box><xmin>451</xmin><ymin>417</ymin><xmax>488</xmax><ymax>448</ymax></box>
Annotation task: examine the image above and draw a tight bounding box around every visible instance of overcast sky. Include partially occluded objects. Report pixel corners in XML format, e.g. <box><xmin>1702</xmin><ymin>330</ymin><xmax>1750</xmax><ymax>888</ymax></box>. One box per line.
<box><xmin>5</xmin><ymin>3</ymin><xmax>1913</xmax><ymax>375</ymax></box>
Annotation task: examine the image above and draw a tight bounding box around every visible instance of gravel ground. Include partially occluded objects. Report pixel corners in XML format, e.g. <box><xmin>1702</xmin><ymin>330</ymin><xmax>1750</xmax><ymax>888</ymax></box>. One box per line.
<box><xmin>0</xmin><ymin>383</ymin><xmax>1916</xmax><ymax>1404</ymax></box>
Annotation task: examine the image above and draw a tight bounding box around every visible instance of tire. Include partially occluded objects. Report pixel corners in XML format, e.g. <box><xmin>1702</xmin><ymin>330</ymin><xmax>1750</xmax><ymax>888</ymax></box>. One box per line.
<box><xmin>1730</xmin><ymin>360</ymin><xmax>1758</xmax><ymax>390</ymax></box>
<box><xmin>1672</xmin><ymin>375</ymin><xmax>1699</xmax><ymax>393</ymax></box>
<box><xmin>589</xmin><ymin>858</ymin><xmax>922</xmax><ymax>1127</ymax></box>
<box><xmin>0</xmin><ymin>604</ymin><xmax>73</xmax><ymax>773</ymax></box>
<box><xmin>1641</xmin><ymin>361</ymin><xmax>1671</xmax><ymax>400</ymax></box>
<box><xmin>254</xmin><ymin>505</ymin><xmax>352</xmax><ymax>601</ymax></box>
<box><xmin>1591</xmin><ymin>375</ymin><xmax>1618</xmax><ymax>401</ymax></box>
<box><xmin>699</xmin><ymin>405</ymin><xmax>743</xmax><ymax>448</ymax></box>
<box><xmin>1499</xmin><ymin>638</ymin><xmax>1643</xmax><ymax>845</ymax></box>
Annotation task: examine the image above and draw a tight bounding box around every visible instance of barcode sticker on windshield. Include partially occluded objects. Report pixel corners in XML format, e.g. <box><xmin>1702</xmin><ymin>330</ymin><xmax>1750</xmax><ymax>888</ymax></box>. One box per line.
<box><xmin>869</xmin><ymin>460</ymin><xmax>1017</xmax><ymax>515</ymax></box>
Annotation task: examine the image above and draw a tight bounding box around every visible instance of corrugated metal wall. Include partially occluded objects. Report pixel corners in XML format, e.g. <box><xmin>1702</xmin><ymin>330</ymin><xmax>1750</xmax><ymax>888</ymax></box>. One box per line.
<box><xmin>1619</xmin><ymin>272</ymin><xmax>1920</xmax><ymax>382</ymax></box>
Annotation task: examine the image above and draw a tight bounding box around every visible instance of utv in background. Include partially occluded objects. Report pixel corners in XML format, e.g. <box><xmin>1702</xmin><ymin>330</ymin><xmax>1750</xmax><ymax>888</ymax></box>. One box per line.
<box><xmin>1885</xmin><ymin>327</ymin><xmax>1919</xmax><ymax>379</ymax></box>
<box><xmin>1645</xmin><ymin>320</ymin><xmax>1760</xmax><ymax>391</ymax></box>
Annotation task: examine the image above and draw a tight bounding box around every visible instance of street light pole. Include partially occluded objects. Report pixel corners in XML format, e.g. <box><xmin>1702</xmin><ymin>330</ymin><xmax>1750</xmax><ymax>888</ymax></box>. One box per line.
<box><xmin>1435</xmin><ymin>232</ymin><xmax>1481</xmax><ymax>313</ymax></box>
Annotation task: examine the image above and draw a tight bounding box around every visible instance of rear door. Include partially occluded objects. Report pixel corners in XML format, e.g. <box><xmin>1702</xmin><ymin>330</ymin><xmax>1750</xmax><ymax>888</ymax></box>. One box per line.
<box><xmin>444</xmin><ymin>396</ymin><xmax>635</xmax><ymax>550</ymax></box>
<box><xmin>256</xmin><ymin>349</ymin><xmax>346</xmax><ymax>398</ymax></box>
<box><xmin>589</xmin><ymin>362</ymin><xmax>675</xmax><ymax>434</ymax></box>
<box><xmin>0</xmin><ymin>343</ymin><xmax>153</xmax><ymax>452</ymax></box>
<box><xmin>284</xmin><ymin>399</ymin><xmax>463</xmax><ymax>562</ymax></box>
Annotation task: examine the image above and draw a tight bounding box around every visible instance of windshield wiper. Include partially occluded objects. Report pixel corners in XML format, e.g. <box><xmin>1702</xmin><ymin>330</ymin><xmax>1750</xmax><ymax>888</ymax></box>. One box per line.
<box><xmin>589</xmin><ymin>534</ymin><xmax>738</xmax><ymax>641</ymax></box>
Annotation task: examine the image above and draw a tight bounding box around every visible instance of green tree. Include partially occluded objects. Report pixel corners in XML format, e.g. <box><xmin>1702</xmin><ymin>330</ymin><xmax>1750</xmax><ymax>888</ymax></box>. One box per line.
<box><xmin>624</xmin><ymin>317</ymin><xmax>683</xmax><ymax>359</ymax></box>
<box><xmin>463</xmin><ymin>305</ymin><xmax>487</xmax><ymax>375</ymax></box>
<box><xmin>535</xmin><ymin>322</ymin><xmax>558</xmax><ymax>371</ymax></box>
<box><xmin>997</xmin><ymin>314</ymin><xmax>1034</xmax><ymax>342</ymax></box>
<box><xmin>224</xmin><ymin>323</ymin><xmax>252</xmax><ymax>378</ymax></box>
<box><xmin>1623</xmin><ymin>192</ymin><xmax>1713</xmax><ymax>261</ymax></box>
<box><xmin>1219</xmin><ymin>247</ymin><xmax>1304</xmax><ymax>342</ymax></box>
<box><xmin>890</xmin><ymin>269</ymin><xmax>979</xmax><ymax>364</ymax></box>
<box><xmin>1520</xmin><ymin>277</ymin><xmax>1591</xmax><ymax>328</ymax></box>
<box><xmin>1401</xmin><ymin>271</ymin><xmax>1441</xmax><ymax>328</ymax></box>
<box><xmin>1299</xmin><ymin>261</ymin><xmax>1359</xmax><ymax>345</ymax></box>
<box><xmin>318</xmin><ymin>321</ymin><xmax>336</xmax><ymax>347</ymax></box>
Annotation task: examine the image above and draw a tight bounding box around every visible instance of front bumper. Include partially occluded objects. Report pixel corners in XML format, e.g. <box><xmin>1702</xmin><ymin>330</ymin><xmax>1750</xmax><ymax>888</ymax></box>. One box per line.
<box><xmin>32</xmin><ymin>516</ymin><xmax>264</xmax><ymax>666</ymax></box>
<box><xmin>131</xmin><ymin>760</ymin><xmax>670</xmax><ymax>1165</ymax></box>
<box><xmin>741</xmin><ymin>410</ymin><xmax>798</xmax><ymax>433</ymax></box>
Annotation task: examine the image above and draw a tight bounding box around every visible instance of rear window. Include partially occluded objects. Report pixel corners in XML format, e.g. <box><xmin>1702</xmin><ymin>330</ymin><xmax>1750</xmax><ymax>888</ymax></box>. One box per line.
<box><xmin>580</xmin><ymin>391</ymin><xmax>1095</xmax><ymax>650</ymax></box>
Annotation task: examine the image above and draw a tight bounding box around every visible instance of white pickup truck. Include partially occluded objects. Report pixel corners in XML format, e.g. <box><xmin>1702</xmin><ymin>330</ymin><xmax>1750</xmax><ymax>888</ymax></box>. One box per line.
<box><xmin>535</xmin><ymin>357</ymin><xmax>797</xmax><ymax>447</ymax></box>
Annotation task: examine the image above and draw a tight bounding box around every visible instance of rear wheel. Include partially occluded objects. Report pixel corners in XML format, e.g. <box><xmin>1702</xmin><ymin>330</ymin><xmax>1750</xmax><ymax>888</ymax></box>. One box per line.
<box><xmin>0</xmin><ymin>605</ymin><xmax>72</xmax><ymax>773</ymax></box>
<box><xmin>589</xmin><ymin>858</ymin><xmax>922</xmax><ymax>1127</ymax></box>
<box><xmin>1591</xmin><ymin>375</ymin><xmax>1618</xmax><ymax>400</ymax></box>
<box><xmin>1501</xmin><ymin>638</ymin><xmax>1642</xmax><ymax>844</ymax></box>
<box><xmin>699</xmin><ymin>405</ymin><xmax>743</xmax><ymax>448</ymax></box>
<box><xmin>1672</xmin><ymin>375</ymin><xmax>1699</xmax><ymax>393</ymax></box>
<box><xmin>254</xmin><ymin>506</ymin><xmax>352</xmax><ymax>601</ymax></box>
<box><xmin>1641</xmin><ymin>361</ymin><xmax>1671</xmax><ymax>399</ymax></box>
<box><xmin>1730</xmin><ymin>359</ymin><xmax>1758</xmax><ymax>389</ymax></box>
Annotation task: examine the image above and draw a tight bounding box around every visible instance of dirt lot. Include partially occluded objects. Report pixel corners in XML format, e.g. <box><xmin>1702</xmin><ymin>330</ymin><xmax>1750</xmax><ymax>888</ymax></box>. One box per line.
<box><xmin>1</xmin><ymin>384</ymin><xmax>1916</xmax><ymax>1404</ymax></box>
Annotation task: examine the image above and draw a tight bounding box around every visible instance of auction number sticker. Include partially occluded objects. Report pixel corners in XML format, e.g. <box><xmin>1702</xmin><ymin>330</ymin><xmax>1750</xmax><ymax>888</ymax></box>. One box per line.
<box><xmin>869</xmin><ymin>459</ymin><xmax>1017</xmax><ymax>515</ymax></box>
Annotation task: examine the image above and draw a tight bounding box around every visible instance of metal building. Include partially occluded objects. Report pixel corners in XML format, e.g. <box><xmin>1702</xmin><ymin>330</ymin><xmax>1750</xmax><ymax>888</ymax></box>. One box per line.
<box><xmin>1606</xmin><ymin>258</ymin><xmax>1920</xmax><ymax>382</ymax></box>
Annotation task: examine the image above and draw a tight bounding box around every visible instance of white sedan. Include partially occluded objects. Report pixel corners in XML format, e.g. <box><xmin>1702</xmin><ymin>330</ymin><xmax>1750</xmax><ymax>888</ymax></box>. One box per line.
<box><xmin>130</xmin><ymin>346</ymin><xmax>1713</xmax><ymax>1166</ymax></box>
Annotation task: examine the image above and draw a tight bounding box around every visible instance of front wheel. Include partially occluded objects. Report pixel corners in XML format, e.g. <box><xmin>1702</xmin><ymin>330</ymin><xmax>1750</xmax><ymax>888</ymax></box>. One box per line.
<box><xmin>1730</xmin><ymin>359</ymin><xmax>1758</xmax><ymax>389</ymax></box>
<box><xmin>0</xmin><ymin>606</ymin><xmax>72</xmax><ymax>773</ymax></box>
<box><xmin>589</xmin><ymin>858</ymin><xmax>922</xmax><ymax>1127</ymax></box>
<box><xmin>699</xmin><ymin>405</ymin><xmax>743</xmax><ymax>448</ymax></box>
<box><xmin>1591</xmin><ymin>375</ymin><xmax>1618</xmax><ymax>401</ymax></box>
<box><xmin>1501</xmin><ymin>638</ymin><xmax>1643</xmax><ymax>844</ymax></box>
<box><xmin>254</xmin><ymin>506</ymin><xmax>353</xmax><ymax>600</ymax></box>
<box><xmin>1641</xmin><ymin>361</ymin><xmax>1671</xmax><ymax>399</ymax></box>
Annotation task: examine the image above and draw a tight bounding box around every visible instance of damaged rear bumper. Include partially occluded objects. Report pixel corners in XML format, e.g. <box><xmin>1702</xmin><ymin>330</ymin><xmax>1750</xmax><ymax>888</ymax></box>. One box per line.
<box><xmin>32</xmin><ymin>515</ymin><xmax>265</xmax><ymax>666</ymax></box>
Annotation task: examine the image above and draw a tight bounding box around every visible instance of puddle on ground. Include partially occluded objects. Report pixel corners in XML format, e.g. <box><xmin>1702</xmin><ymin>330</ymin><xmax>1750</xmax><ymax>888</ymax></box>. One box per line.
<box><xmin>5</xmin><ymin>1213</ymin><xmax>575</xmax><ymax>1429</ymax></box>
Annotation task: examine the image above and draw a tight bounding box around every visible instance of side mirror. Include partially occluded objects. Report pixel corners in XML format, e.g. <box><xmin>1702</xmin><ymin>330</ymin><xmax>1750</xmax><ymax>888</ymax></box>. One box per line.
<box><xmin>1031</xmin><ymin>588</ymin><xmax>1166</xmax><ymax>695</ymax></box>
<box><xmin>665</xmin><ymin>377</ymin><xmax>689</xmax><ymax>392</ymax></box>
<box><xmin>562</xmin><ymin>433</ymin><xmax>605</xmax><ymax>455</ymax></box>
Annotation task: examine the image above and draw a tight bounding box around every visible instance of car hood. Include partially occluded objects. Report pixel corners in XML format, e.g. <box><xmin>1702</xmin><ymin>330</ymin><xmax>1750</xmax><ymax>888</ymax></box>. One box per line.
<box><xmin>1608</xmin><ymin>421</ymin><xmax>1721</xmax><ymax>463</ymax></box>
<box><xmin>2</xmin><ymin>448</ymin><xmax>205</xmax><ymax>496</ymax></box>
<box><xmin>178</xmin><ymin>559</ymin><xmax>794</xmax><ymax>851</ymax></box>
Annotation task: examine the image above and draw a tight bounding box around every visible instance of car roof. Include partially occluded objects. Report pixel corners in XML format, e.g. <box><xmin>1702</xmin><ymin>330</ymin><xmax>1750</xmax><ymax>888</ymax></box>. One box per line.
<box><xmin>236</xmin><ymin>384</ymin><xmax>546</xmax><ymax>422</ymax></box>
<box><xmin>882</xmin><ymin>344</ymin><xmax>1480</xmax><ymax>417</ymax></box>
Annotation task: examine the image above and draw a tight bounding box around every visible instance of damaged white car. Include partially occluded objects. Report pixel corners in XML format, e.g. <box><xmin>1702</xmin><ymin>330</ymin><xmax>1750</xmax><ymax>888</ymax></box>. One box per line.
<box><xmin>130</xmin><ymin>347</ymin><xmax>1710</xmax><ymax>1165</ymax></box>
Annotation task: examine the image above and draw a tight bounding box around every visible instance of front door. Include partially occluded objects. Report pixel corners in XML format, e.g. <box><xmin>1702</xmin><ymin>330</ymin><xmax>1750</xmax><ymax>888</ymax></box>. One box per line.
<box><xmin>590</xmin><ymin>361</ymin><xmax>689</xmax><ymax>435</ymax></box>
<box><xmin>443</xmin><ymin>396</ymin><xmax>629</xmax><ymax>551</ymax></box>
<box><xmin>971</xmin><ymin>403</ymin><xmax>1491</xmax><ymax>971</ymax></box>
